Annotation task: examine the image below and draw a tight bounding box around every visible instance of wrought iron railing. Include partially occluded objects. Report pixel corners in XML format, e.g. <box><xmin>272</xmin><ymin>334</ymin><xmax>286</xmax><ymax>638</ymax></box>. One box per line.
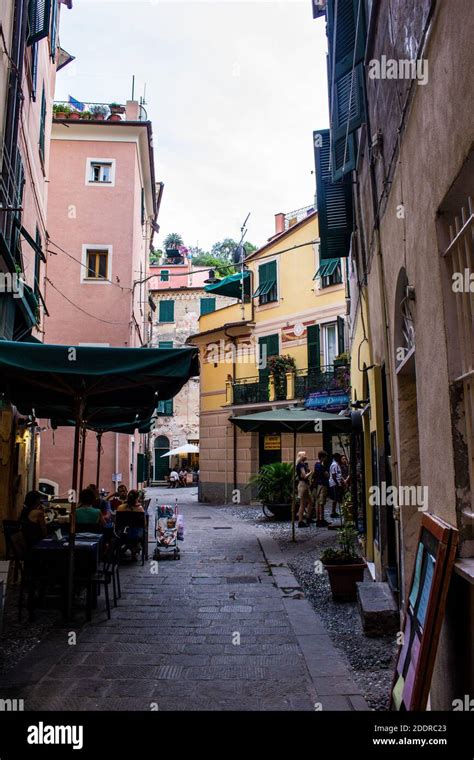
<box><xmin>294</xmin><ymin>364</ymin><xmax>350</xmax><ymax>398</ymax></box>
<box><xmin>53</xmin><ymin>101</ymin><xmax>148</xmax><ymax>121</ymax></box>
<box><xmin>233</xmin><ymin>377</ymin><xmax>269</xmax><ymax>404</ymax></box>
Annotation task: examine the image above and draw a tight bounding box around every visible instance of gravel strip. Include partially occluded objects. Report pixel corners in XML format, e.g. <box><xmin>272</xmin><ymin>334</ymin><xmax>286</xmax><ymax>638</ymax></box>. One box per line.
<box><xmin>223</xmin><ymin>505</ymin><xmax>396</xmax><ymax>710</ymax></box>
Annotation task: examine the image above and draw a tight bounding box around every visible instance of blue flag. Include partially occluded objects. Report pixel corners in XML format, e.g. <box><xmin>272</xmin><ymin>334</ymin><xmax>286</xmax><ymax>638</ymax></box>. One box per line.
<box><xmin>68</xmin><ymin>95</ymin><xmax>84</xmax><ymax>112</ymax></box>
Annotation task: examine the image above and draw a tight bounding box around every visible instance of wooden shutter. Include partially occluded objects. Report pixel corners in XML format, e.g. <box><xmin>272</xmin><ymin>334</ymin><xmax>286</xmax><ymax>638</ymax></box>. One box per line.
<box><xmin>39</xmin><ymin>87</ymin><xmax>46</xmax><ymax>162</ymax></box>
<box><xmin>337</xmin><ymin>316</ymin><xmax>345</xmax><ymax>355</ymax></box>
<box><xmin>164</xmin><ymin>399</ymin><xmax>173</xmax><ymax>415</ymax></box>
<box><xmin>307</xmin><ymin>324</ymin><xmax>321</xmax><ymax>371</ymax></box>
<box><xmin>314</xmin><ymin>128</ymin><xmax>353</xmax><ymax>260</ymax></box>
<box><xmin>27</xmin><ymin>0</ymin><xmax>52</xmax><ymax>46</ymax></box>
<box><xmin>158</xmin><ymin>341</ymin><xmax>173</xmax><ymax>349</ymax></box>
<box><xmin>34</xmin><ymin>227</ymin><xmax>41</xmax><ymax>297</ymax></box>
<box><xmin>50</xmin><ymin>0</ymin><xmax>58</xmax><ymax>61</ymax></box>
<box><xmin>200</xmin><ymin>297</ymin><xmax>216</xmax><ymax>315</ymax></box>
<box><xmin>259</xmin><ymin>333</ymin><xmax>279</xmax><ymax>378</ymax></box>
<box><xmin>159</xmin><ymin>300</ymin><xmax>174</xmax><ymax>322</ymax></box>
<box><xmin>327</xmin><ymin>0</ymin><xmax>366</xmax><ymax>180</ymax></box>
<box><xmin>31</xmin><ymin>44</ymin><xmax>39</xmax><ymax>100</ymax></box>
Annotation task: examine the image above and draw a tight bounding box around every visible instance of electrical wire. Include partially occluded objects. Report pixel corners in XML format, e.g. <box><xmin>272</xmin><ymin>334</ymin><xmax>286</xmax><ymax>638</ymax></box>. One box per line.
<box><xmin>45</xmin><ymin>277</ymin><xmax>131</xmax><ymax>326</ymax></box>
<box><xmin>47</xmin><ymin>239</ymin><xmax>129</xmax><ymax>292</ymax></box>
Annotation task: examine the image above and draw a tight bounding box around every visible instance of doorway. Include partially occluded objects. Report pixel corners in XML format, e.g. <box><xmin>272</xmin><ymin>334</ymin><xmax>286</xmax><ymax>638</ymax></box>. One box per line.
<box><xmin>259</xmin><ymin>433</ymin><xmax>281</xmax><ymax>468</ymax></box>
<box><xmin>154</xmin><ymin>435</ymin><xmax>170</xmax><ymax>481</ymax></box>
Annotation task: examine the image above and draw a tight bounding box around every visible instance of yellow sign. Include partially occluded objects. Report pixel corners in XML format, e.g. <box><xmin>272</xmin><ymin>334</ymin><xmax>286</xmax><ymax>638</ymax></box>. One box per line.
<box><xmin>264</xmin><ymin>435</ymin><xmax>281</xmax><ymax>451</ymax></box>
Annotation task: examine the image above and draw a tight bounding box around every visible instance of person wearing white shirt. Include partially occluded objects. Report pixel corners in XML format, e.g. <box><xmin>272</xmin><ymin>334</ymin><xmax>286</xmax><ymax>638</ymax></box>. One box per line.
<box><xmin>328</xmin><ymin>452</ymin><xmax>343</xmax><ymax>519</ymax></box>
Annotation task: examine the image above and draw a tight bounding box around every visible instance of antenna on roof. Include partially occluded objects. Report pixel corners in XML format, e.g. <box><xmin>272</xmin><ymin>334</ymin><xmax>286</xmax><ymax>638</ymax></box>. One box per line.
<box><xmin>131</xmin><ymin>74</ymin><xmax>135</xmax><ymax>101</ymax></box>
<box><xmin>237</xmin><ymin>213</ymin><xmax>250</xmax><ymax>321</ymax></box>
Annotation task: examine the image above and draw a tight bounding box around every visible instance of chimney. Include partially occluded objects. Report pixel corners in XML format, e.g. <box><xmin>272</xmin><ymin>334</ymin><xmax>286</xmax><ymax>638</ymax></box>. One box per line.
<box><xmin>125</xmin><ymin>100</ymin><xmax>140</xmax><ymax>121</ymax></box>
<box><xmin>275</xmin><ymin>212</ymin><xmax>285</xmax><ymax>235</ymax></box>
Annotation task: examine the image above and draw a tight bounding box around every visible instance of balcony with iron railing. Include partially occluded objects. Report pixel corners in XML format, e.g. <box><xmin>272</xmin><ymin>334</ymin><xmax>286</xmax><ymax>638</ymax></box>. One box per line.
<box><xmin>229</xmin><ymin>364</ymin><xmax>350</xmax><ymax>406</ymax></box>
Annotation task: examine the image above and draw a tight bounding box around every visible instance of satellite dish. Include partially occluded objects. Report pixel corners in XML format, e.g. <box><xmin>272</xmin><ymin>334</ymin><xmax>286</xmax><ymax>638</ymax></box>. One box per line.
<box><xmin>233</xmin><ymin>244</ymin><xmax>245</xmax><ymax>264</ymax></box>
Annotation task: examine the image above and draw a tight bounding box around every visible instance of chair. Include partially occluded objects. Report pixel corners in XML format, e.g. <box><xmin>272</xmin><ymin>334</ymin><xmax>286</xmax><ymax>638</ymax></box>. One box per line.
<box><xmin>2</xmin><ymin>520</ymin><xmax>21</xmax><ymax>583</ymax></box>
<box><xmin>75</xmin><ymin>522</ymin><xmax>103</xmax><ymax>534</ymax></box>
<box><xmin>85</xmin><ymin>536</ymin><xmax>121</xmax><ymax>621</ymax></box>
<box><xmin>115</xmin><ymin>511</ymin><xmax>147</xmax><ymax>565</ymax></box>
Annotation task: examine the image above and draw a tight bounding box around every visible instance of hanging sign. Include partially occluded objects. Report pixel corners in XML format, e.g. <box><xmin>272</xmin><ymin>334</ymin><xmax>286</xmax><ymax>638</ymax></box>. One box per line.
<box><xmin>264</xmin><ymin>435</ymin><xmax>281</xmax><ymax>451</ymax></box>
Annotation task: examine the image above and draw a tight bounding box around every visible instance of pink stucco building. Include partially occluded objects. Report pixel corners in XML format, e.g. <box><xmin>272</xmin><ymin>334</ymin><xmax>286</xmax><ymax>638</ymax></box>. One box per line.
<box><xmin>39</xmin><ymin>100</ymin><xmax>161</xmax><ymax>496</ymax></box>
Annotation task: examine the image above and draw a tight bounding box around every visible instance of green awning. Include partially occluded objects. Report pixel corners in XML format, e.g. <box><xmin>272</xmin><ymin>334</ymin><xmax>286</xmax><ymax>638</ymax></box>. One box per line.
<box><xmin>51</xmin><ymin>410</ymin><xmax>156</xmax><ymax>435</ymax></box>
<box><xmin>0</xmin><ymin>341</ymin><xmax>199</xmax><ymax>417</ymax></box>
<box><xmin>205</xmin><ymin>270</ymin><xmax>250</xmax><ymax>299</ymax></box>
<box><xmin>314</xmin><ymin>258</ymin><xmax>340</xmax><ymax>279</ymax></box>
<box><xmin>230</xmin><ymin>407</ymin><xmax>351</xmax><ymax>434</ymax></box>
<box><xmin>252</xmin><ymin>279</ymin><xmax>276</xmax><ymax>298</ymax></box>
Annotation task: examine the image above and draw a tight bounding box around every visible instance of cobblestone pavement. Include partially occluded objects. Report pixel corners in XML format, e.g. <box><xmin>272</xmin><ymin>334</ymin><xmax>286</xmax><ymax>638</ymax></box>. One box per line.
<box><xmin>0</xmin><ymin>489</ymin><xmax>368</xmax><ymax>711</ymax></box>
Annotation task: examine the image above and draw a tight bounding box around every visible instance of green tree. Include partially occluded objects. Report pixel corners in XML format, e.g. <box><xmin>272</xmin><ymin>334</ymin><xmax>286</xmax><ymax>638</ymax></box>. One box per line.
<box><xmin>163</xmin><ymin>232</ymin><xmax>184</xmax><ymax>250</ymax></box>
<box><xmin>149</xmin><ymin>248</ymin><xmax>162</xmax><ymax>264</ymax></box>
<box><xmin>211</xmin><ymin>238</ymin><xmax>257</xmax><ymax>263</ymax></box>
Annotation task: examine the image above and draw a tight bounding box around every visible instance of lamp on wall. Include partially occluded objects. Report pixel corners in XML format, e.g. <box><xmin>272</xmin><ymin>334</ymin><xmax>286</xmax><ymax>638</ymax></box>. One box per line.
<box><xmin>203</xmin><ymin>269</ymin><xmax>219</xmax><ymax>284</ymax></box>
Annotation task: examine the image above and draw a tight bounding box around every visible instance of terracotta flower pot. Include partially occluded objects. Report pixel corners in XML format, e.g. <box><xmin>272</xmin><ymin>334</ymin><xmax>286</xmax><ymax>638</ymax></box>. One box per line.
<box><xmin>68</xmin><ymin>112</ymin><xmax>80</xmax><ymax>120</ymax></box>
<box><xmin>93</xmin><ymin>114</ymin><xmax>105</xmax><ymax>121</ymax></box>
<box><xmin>55</xmin><ymin>111</ymin><xmax>67</xmax><ymax>119</ymax></box>
<box><xmin>323</xmin><ymin>561</ymin><xmax>366</xmax><ymax>601</ymax></box>
<box><xmin>107</xmin><ymin>113</ymin><xmax>121</xmax><ymax>122</ymax></box>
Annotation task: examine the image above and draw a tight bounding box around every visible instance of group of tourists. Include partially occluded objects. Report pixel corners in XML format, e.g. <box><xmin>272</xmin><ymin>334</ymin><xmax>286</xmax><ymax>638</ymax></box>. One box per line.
<box><xmin>295</xmin><ymin>450</ymin><xmax>350</xmax><ymax>529</ymax></box>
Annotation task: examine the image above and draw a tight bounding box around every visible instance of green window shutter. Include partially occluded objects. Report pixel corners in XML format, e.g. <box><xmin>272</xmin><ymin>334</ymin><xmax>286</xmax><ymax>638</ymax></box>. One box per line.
<box><xmin>258</xmin><ymin>333</ymin><xmax>279</xmax><ymax>384</ymax></box>
<box><xmin>307</xmin><ymin>324</ymin><xmax>321</xmax><ymax>371</ymax></box>
<box><xmin>136</xmin><ymin>453</ymin><xmax>146</xmax><ymax>483</ymax></box>
<box><xmin>159</xmin><ymin>300</ymin><xmax>174</xmax><ymax>322</ymax></box>
<box><xmin>337</xmin><ymin>316</ymin><xmax>345</xmax><ymax>356</ymax></box>
<box><xmin>27</xmin><ymin>0</ymin><xmax>52</xmax><ymax>46</ymax></box>
<box><xmin>34</xmin><ymin>227</ymin><xmax>42</xmax><ymax>297</ymax></box>
<box><xmin>50</xmin><ymin>0</ymin><xmax>58</xmax><ymax>61</ymax></box>
<box><xmin>157</xmin><ymin>401</ymin><xmax>165</xmax><ymax>414</ymax></box>
<box><xmin>160</xmin><ymin>270</ymin><xmax>169</xmax><ymax>282</ymax></box>
<box><xmin>200</xmin><ymin>297</ymin><xmax>216</xmax><ymax>315</ymax></box>
<box><xmin>158</xmin><ymin>340</ymin><xmax>173</xmax><ymax>349</ymax></box>
<box><xmin>327</xmin><ymin>0</ymin><xmax>366</xmax><ymax>180</ymax></box>
<box><xmin>314</xmin><ymin>128</ymin><xmax>353</xmax><ymax>260</ymax></box>
<box><xmin>31</xmin><ymin>44</ymin><xmax>39</xmax><ymax>100</ymax></box>
<box><xmin>254</xmin><ymin>260</ymin><xmax>277</xmax><ymax>301</ymax></box>
<box><xmin>164</xmin><ymin>399</ymin><xmax>173</xmax><ymax>415</ymax></box>
<box><xmin>39</xmin><ymin>87</ymin><xmax>46</xmax><ymax>162</ymax></box>
<box><xmin>141</xmin><ymin>188</ymin><xmax>145</xmax><ymax>224</ymax></box>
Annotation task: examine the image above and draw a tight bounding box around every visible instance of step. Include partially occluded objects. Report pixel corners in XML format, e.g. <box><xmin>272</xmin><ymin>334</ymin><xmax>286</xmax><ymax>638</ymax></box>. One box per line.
<box><xmin>356</xmin><ymin>581</ymin><xmax>399</xmax><ymax>637</ymax></box>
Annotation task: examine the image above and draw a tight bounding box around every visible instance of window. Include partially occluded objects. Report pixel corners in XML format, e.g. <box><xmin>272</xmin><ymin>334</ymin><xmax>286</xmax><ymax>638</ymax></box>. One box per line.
<box><xmin>253</xmin><ymin>260</ymin><xmax>277</xmax><ymax>305</ymax></box>
<box><xmin>159</xmin><ymin>300</ymin><xmax>174</xmax><ymax>323</ymax></box>
<box><xmin>39</xmin><ymin>86</ymin><xmax>46</xmax><ymax>163</ymax></box>
<box><xmin>157</xmin><ymin>399</ymin><xmax>173</xmax><ymax>415</ymax></box>
<box><xmin>30</xmin><ymin>44</ymin><xmax>38</xmax><ymax>101</ymax></box>
<box><xmin>314</xmin><ymin>129</ymin><xmax>353</xmax><ymax>260</ymax></box>
<box><xmin>158</xmin><ymin>341</ymin><xmax>173</xmax><ymax>349</ymax></box>
<box><xmin>200</xmin><ymin>297</ymin><xmax>216</xmax><ymax>315</ymax></box>
<box><xmin>323</xmin><ymin>323</ymin><xmax>338</xmax><ymax>366</ymax></box>
<box><xmin>50</xmin><ymin>0</ymin><xmax>58</xmax><ymax>61</ymax></box>
<box><xmin>27</xmin><ymin>0</ymin><xmax>52</xmax><ymax>46</ymax></box>
<box><xmin>84</xmin><ymin>249</ymin><xmax>108</xmax><ymax>280</ymax></box>
<box><xmin>307</xmin><ymin>324</ymin><xmax>321</xmax><ymax>371</ymax></box>
<box><xmin>160</xmin><ymin>270</ymin><xmax>169</xmax><ymax>282</ymax></box>
<box><xmin>314</xmin><ymin>257</ymin><xmax>343</xmax><ymax>288</ymax></box>
<box><xmin>141</xmin><ymin>187</ymin><xmax>145</xmax><ymax>225</ymax></box>
<box><xmin>86</xmin><ymin>158</ymin><xmax>116</xmax><ymax>186</ymax></box>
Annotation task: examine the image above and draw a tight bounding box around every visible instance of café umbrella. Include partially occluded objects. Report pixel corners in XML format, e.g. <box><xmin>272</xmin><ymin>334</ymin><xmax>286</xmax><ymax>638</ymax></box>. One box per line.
<box><xmin>230</xmin><ymin>407</ymin><xmax>351</xmax><ymax>541</ymax></box>
<box><xmin>0</xmin><ymin>340</ymin><xmax>199</xmax><ymax>618</ymax></box>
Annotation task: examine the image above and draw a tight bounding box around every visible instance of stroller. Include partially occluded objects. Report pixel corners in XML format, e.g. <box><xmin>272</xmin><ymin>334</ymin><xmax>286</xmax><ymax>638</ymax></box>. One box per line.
<box><xmin>153</xmin><ymin>504</ymin><xmax>182</xmax><ymax>560</ymax></box>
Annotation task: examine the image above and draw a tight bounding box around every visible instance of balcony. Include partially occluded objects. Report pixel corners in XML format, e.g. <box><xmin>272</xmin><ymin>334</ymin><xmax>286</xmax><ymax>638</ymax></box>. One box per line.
<box><xmin>230</xmin><ymin>364</ymin><xmax>350</xmax><ymax>406</ymax></box>
<box><xmin>52</xmin><ymin>101</ymin><xmax>148</xmax><ymax>122</ymax></box>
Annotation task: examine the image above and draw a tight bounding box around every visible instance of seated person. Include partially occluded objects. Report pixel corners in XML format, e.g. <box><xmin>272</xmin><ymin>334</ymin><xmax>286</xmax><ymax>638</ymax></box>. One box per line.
<box><xmin>110</xmin><ymin>483</ymin><xmax>128</xmax><ymax>510</ymax></box>
<box><xmin>88</xmin><ymin>483</ymin><xmax>113</xmax><ymax>527</ymax></box>
<box><xmin>117</xmin><ymin>489</ymin><xmax>144</xmax><ymax>560</ymax></box>
<box><xmin>20</xmin><ymin>490</ymin><xmax>47</xmax><ymax>549</ymax></box>
<box><xmin>157</xmin><ymin>518</ymin><xmax>177</xmax><ymax>547</ymax></box>
<box><xmin>168</xmin><ymin>469</ymin><xmax>179</xmax><ymax>488</ymax></box>
<box><xmin>76</xmin><ymin>488</ymin><xmax>105</xmax><ymax>527</ymax></box>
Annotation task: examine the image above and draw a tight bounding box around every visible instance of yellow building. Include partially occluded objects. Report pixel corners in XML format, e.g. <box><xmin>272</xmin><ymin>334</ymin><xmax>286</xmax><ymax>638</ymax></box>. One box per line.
<box><xmin>188</xmin><ymin>208</ymin><xmax>348</xmax><ymax>504</ymax></box>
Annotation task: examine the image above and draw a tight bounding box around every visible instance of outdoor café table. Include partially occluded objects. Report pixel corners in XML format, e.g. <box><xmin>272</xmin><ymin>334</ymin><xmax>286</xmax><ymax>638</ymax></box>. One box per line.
<box><xmin>31</xmin><ymin>533</ymin><xmax>102</xmax><ymax>618</ymax></box>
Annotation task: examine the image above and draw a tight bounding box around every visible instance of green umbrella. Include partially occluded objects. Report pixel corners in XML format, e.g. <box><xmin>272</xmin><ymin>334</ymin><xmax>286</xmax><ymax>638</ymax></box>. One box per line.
<box><xmin>230</xmin><ymin>407</ymin><xmax>351</xmax><ymax>541</ymax></box>
<box><xmin>204</xmin><ymin>270</ymin><xmax>250</xmax><ymax>299</ymax></box>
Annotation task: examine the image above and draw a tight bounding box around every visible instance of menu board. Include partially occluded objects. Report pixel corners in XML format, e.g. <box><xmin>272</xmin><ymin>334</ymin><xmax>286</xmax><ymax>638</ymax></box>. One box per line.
<box><xmin>391</xmin><ymin>513</ymin><xmax>458</xmax><ymax>711</ymax></box>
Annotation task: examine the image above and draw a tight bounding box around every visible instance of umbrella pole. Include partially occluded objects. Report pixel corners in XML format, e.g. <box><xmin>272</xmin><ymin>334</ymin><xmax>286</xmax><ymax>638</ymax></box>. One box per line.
<box><xmin>96</xmin><ymin>432</ymin><xmax>103</xmax><ymax>487</ymax></box>
<box><xmin>67</xmin><ymin>398</ymin><xmax>84</xmax><ymax>621</ymax></box>
<box><xmin>79</xmin><ymin>425</ymin><xmax>87</xmax><ymax>492</ymax></box>
<box><xmin>291</xmin><ymin>430</ymin><xmax>296</xmax><ymax>542</ymax></box>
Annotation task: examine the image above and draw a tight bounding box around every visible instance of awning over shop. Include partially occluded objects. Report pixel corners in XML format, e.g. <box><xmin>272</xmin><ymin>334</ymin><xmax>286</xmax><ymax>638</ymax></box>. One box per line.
<box><xmin>230</xmin><ymin>407</ymin><xmax>351</xmax><ymax>434</ymax></box>
<box><xmin>204</xmin><ymin>270</ymin><xmax>250</xmax><ymax>299</ymax></box>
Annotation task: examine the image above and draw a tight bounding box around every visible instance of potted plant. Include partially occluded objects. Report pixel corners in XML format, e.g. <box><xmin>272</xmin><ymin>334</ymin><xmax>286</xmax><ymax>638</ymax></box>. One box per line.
<box><xmin>109</xmin><ymin>102</ymin><xmax>125</xmax><ymax>114</ymax></box>
<box><xmin>90</xmin><ymin>104</ymin><xmax>108</xmax><ymax>120</ymax></box>
<box><xmin>80</xmin><ymin>111</ymin><xmax>92</xmax><ymax>120</ymax></box>
<box><xmin>321</xmin><ymin>496</ymin><xmax>366</xmax><ymax>600</ymax></box>
<box><xmin>67</xmin><ymin>109</ymin><xmax>81</xmax><ymax>120</ymax></box>
<box><xmin>108</xmin><ymin>112</ymin><xmax>122</xmax><ymax>122</ymax></box>
<box><xmin>333</xmin><ymin>351</ymin><xmax>350</xmax><ymax>367</ymax></box>
<box><xmin>267</xmin><ymin>354</ymin><xmax>296</xmax><ymax>401</ymax></box>
<box><xmin>249</xmin><ymin>462</ymin><xmax>293</xmax><ymax>520</ymax></box>
<box><xmin>53</xmin><ymin>104</ymin><xmax>70</xmax><ymax>119</ymax></box>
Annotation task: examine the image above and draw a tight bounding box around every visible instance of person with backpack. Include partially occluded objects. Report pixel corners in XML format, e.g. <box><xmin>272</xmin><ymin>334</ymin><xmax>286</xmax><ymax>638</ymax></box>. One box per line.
<box><xmin>312</xmin><ymin>450</ymin><xmax>331</xmax><ymax>527</ymax></box>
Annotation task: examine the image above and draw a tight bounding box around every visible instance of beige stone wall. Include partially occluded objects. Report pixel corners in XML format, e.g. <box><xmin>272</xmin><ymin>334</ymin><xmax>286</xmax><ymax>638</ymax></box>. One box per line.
<box><xmin>199</xmin><ymin>409</ymin><xmax>323</xmax><ymax>504</ymax></box>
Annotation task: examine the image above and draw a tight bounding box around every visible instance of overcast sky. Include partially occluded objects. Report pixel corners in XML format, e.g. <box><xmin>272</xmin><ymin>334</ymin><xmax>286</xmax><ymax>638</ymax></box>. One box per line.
<box><xmin>56</xmin><ymin>1</ymin><xmax>329</xmax><ymax>251</ymax></box>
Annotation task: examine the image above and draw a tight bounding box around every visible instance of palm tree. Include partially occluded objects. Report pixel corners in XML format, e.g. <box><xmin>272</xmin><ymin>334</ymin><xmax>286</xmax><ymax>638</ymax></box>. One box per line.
<box><xmin>163</xmin><ymin>233</ymin><xmax>184</xmax><ymax>250</ymax></box>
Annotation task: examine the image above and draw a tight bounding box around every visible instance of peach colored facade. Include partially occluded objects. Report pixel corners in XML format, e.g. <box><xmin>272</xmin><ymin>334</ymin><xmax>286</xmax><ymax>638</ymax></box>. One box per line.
<box><xmin>39</xmin><ymin>104</ymin><xmax>159</xmax><ymax>496</ymax></box>
<box><xmin>0</xmin><ymin>0</ymin><xmax>72</xmax><ymax>536</ymax></box>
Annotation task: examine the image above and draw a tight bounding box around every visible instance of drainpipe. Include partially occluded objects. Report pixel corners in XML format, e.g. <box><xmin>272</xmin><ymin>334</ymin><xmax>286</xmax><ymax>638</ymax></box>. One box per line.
<box><xmin>224</xmin><ymin>326</ymin><xmax>238</xmax><ymax>495</ymax></box>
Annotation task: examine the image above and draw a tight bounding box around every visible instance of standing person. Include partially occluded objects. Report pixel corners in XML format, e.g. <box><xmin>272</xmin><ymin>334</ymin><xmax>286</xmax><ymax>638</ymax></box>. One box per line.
<box><xmin>296</xmin><ymin>451</ymin><xmax>313</xmax><ymax>528</ymax></box>
<box><xmin>328</xmin><ymin>453</ymin><xmax>344</xmax><ymax>519</ymax></box>
<box><xmin>169</xmin><ymin>468</ymin><xmax>179</xmax><ymax>488</ymax></box>
<box><xmin>313</xmin><ymin>451</ymin><xmax>331</xmax><ymax>527</ymax></box>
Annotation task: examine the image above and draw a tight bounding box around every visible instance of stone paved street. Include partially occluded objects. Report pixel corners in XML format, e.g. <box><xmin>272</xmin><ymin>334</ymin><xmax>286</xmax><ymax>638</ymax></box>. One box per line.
<box><xmin>0</xmin><ymin>488</ymin><xmax>368</xmax><ymax>711</ymax></box>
